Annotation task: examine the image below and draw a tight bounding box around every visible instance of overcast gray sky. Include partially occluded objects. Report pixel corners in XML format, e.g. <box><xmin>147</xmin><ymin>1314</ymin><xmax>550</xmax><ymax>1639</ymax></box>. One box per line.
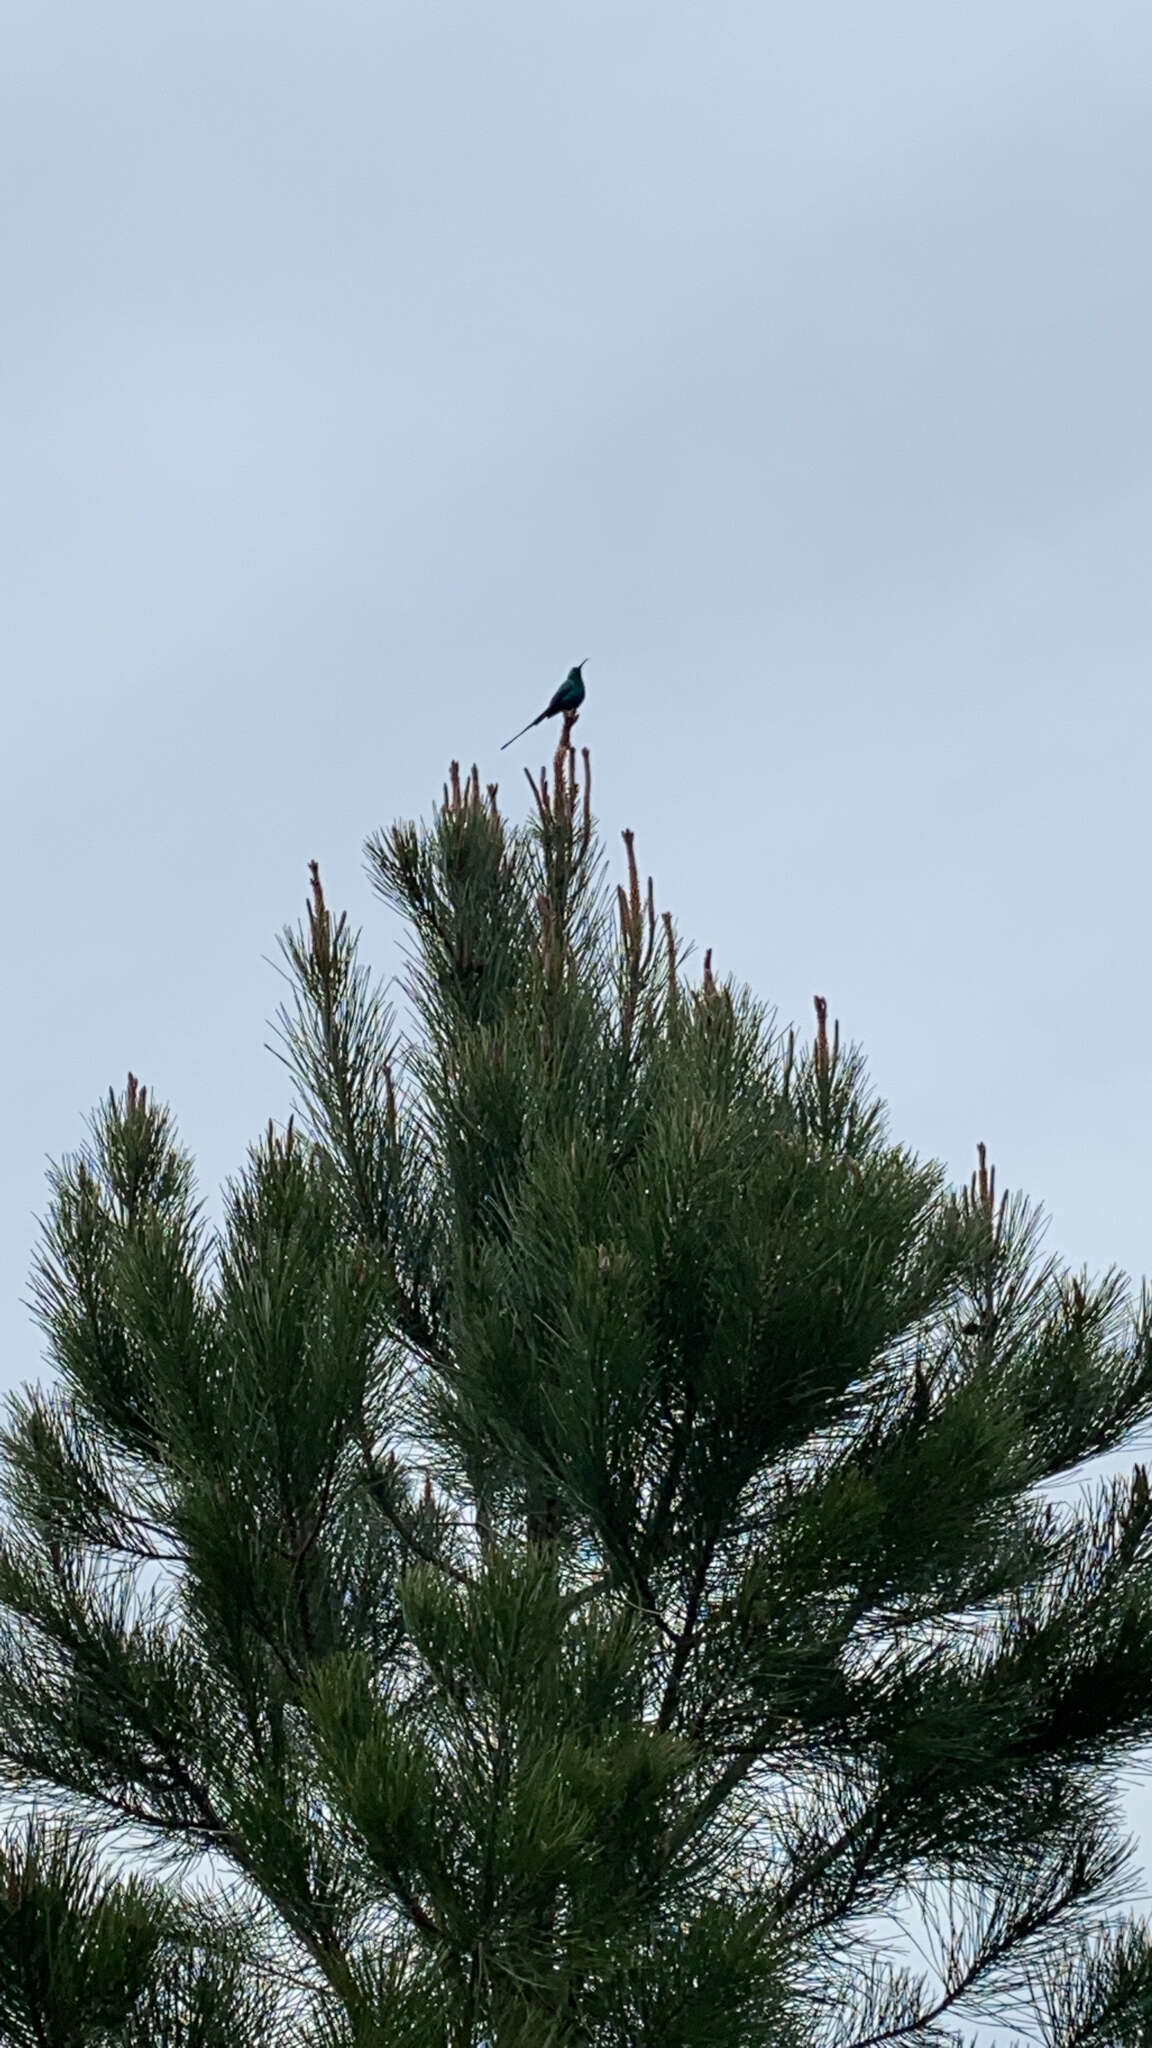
<box><xmin>4</xmin><ymin>0</ymin><xmax>1152</xmax><ymax>1890</ymax></box>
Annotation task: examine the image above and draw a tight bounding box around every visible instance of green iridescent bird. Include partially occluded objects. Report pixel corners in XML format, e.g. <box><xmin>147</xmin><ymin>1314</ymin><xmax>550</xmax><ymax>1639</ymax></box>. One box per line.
<box><xmin>501</xmin><ymin>661</ymin><xmax>587</xmax><ymax>750</ymax></box>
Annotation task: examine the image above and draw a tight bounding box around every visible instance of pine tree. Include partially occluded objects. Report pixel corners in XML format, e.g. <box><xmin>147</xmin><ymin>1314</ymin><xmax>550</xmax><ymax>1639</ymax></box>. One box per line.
<box><xmin>4</xmin><ymin>739</ymin><xmax>1152</xmax><ymax>2044</ymax></box>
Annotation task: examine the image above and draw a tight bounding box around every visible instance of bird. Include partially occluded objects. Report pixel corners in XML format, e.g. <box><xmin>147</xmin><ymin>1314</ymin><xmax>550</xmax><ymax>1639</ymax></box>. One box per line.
<box><xmin>501</xmin><ymin>662</ymin><xmax>587</xmax><ymax>750</ymax></box>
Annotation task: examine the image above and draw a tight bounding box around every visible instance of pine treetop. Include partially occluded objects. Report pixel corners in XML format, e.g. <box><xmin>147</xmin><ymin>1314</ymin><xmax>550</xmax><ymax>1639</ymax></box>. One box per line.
<box><xmin>3</xmin><ymin>739</ymin><xmax>1152</xmax><ymax>2044</ymax></box>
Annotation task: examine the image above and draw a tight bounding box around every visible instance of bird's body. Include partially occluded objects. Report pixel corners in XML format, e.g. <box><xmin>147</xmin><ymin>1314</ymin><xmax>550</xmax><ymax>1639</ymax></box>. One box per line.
<box><xmin>501</xmin><ymin>662</ymin><xmax>587</xmax><ymax>749</ymax></box>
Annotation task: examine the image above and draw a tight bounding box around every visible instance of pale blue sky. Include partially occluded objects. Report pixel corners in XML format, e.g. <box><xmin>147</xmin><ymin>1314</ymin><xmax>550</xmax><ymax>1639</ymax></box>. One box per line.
<box><xmin>4</xmin><ymin>1</ymin><xmax>1152</xmax><ymax>1916</ymax></box>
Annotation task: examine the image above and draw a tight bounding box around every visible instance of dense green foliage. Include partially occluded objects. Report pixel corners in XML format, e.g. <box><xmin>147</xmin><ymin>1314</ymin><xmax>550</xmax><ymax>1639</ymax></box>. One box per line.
<box><xmin>3</xmin><ymin>744</ymin><xmax>1152</xmax><ymax>2043</ymax></box>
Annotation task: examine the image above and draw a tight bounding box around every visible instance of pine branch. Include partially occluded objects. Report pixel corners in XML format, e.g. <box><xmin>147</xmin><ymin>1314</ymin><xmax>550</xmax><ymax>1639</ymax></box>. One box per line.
<box><xmin>357</xmin><ymin>1426</ymin><xmax>469</xmax><ymax>1589</ymax></box>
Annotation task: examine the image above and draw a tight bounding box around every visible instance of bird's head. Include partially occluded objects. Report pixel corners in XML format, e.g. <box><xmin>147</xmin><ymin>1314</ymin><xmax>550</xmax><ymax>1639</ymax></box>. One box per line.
<box><xmin>570</xmin><ymin>660</ymin><xmax>587</xmax><ymax>681</ymax></box>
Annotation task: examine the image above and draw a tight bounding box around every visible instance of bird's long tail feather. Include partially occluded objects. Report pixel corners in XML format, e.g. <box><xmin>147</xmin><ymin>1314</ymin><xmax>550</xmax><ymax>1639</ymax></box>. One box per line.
<box><xmin>500</xmin><ymin>710</ymin><xmax>547</xmax><ymax>750</ymax></box>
